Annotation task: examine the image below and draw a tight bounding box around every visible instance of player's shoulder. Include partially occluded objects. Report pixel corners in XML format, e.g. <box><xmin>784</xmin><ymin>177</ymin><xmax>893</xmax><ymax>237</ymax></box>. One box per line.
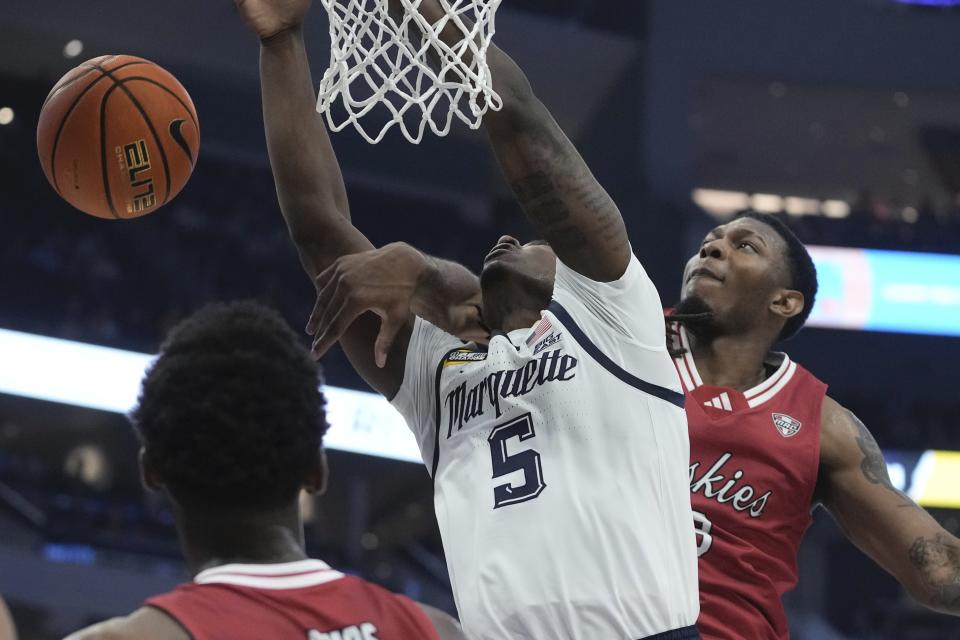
<box><xmin>63</xmin><ymin>617</ymin><xmax>130</xmax><ymax>640</ymax></box>
<box><xmin>331</xmin><ymin>574</ymin><xmax>407</xmax><ymax>607</ymax></box>
<box><xmin>63</xmin><ymin>607</ymin><xmax>189</xmax><ymax>640</ymax></box>
<box><xmin>817</xmin><ymin>395</ymin><xmax>870</xmax><ymax>473</ymax></box>
<box><xmin>338</xmin><ymin>574</ymin><xmax>415</xmax><ymax>607</ymax></box>
<box><xmin>333</xmin><ymin>576</ymin><xmax>445</xmax><ymax>635</ymax></box>
<box><xmin>412</xmin><ymin>316</ymin><xmax>470</xmax><ymax>359</ymax></box>
<box><xmin>820</xmin><ymin>394</ymin><xmax>847</xmax><ymax>425</ymax></box>
<box><xmin>554</xmin><ymin>251</ymin><xmax>652</xmax><ymax>294</ymax></box>
<box><xmin>766</xmin><ymin>350</ymin><xmax>828</xmax><ymax>397</ymax></box>
<box><xmin>551</xmin><ymin>252</ymin><xmax>669</xmax><ymax>349</ymax></box>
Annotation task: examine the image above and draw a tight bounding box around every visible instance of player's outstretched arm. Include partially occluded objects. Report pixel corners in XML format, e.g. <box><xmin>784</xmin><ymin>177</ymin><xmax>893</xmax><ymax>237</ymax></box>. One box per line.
<box><xmin>817</xmin><ymin>396</ymin><xmax>960</xmax><ymax>616</ymax></box>
<box><xmin>306</xmin><ymin>243</ymin><xmax>486</xmax><ymax>362</ymax></box>
<box><xmin>387</xmin><ymin>0</ymin><xmax>630</xmax><ymax>282</ymax></box>
<box><xmin>235</xmin><ymin>0</ymin><xmax>410</xmax><ymax>396</ymax></box>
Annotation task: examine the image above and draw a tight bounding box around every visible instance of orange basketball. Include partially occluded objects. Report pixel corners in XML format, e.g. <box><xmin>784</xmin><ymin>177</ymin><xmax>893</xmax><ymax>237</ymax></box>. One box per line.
<box><xmin>37</xmin><ymin>55</ymin><xmax>200</xmax><ymax>220</ymax></box>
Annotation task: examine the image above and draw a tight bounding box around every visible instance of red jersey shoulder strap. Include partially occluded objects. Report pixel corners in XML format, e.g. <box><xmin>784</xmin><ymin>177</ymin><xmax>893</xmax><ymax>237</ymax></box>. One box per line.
<box><xmin>353</xmin><ymin>581</ymin><xmax>441</xmax><ymax>640</ymax></box>
<box><xmin>671</xmin><ymin>326</ymin><xmax>801</xmax><ymax>409</ymax></box>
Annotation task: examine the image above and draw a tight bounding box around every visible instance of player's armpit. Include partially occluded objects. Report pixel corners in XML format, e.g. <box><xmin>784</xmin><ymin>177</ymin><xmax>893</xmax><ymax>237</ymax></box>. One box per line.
<box><xmin>816</xmin><ymin>396</ymin><xmax>960</xmax><ymax>616</ymax></box>
<box><xmin>62</xmin><ymin>607</ymin><xmax>189</xmax><ymax>640</ymax></box>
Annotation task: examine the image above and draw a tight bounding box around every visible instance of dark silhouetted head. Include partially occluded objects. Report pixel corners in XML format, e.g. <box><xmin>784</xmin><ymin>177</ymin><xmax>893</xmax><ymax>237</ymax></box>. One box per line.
<box><xmin>132</xmin><ymin>301</ymin><xmax>328</xmax><ymax>513</ymax></box>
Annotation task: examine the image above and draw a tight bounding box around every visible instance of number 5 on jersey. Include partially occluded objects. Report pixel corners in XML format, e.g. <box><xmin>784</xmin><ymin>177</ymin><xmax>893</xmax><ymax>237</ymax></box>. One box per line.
<box><xmin>488</xmin><ymin>413</ymin><xmax>546</xmax><ymax>509</ymax></box>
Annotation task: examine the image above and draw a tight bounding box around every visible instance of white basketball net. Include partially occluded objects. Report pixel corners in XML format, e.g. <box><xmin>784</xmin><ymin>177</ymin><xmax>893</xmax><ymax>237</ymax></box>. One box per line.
<box><xmin>316</xmin><ymin>0</ymin><xmax>503</xmax><ymax>144</ymax></box>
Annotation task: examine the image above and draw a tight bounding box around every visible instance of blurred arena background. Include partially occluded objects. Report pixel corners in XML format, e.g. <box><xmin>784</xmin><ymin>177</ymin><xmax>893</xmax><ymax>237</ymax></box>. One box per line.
<box><xmin>1</xmin><ymin>1</ymin><xmax>959</xmax><ymax>637</ymax></box>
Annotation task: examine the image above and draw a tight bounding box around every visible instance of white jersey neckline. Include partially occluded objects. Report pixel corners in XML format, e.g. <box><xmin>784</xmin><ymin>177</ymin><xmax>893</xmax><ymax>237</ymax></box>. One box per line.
<box><xmin>194</xmin><ymin>558</ymin><xmax>345</xmax><ymax>590</ymax></box>
<box><xmin>672</xmin><ymin>326</ymin><xmax>796</xmax><ymax>408</ymax></box>
<box><xmin>487</xmin><ymin>311</ymin><xmax>549</xmax><ymax>350</ymax></box>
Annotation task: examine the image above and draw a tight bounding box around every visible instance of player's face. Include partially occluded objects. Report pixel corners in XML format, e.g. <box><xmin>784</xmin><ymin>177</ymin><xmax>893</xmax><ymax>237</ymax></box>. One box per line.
<box><xmin>480</xmin><ymin>235</ymin><xmax>556</xmax><ymax>302</ymax></box>
<box><xmin>679</xmin><ymin>218</ymin><xmax>790</xmax><ymax>329</ymax></box>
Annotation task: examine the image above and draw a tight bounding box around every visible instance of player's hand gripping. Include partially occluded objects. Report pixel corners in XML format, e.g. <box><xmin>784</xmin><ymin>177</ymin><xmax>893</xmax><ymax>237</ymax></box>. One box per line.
<box><xmin>306</xmin><ymin>244</ymin><xmax>420</xmax><ymax>367</ymax></box>
<box><xmin>234</xmin><ymin>0</ymin><xmax>312</xmax><ymax>41</ymax></box>
<box><xmin>306</xmin><ymin>243</ymin><xmax>486</xmax><ymax>366</ymax></box>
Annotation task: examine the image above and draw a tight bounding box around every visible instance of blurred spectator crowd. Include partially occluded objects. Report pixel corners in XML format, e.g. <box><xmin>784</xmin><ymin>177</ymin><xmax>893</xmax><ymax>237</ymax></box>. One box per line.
<box><xmin>779</xmin><ymin>191</ymin><xmax>960</xmax><ymax>255</ymax></box>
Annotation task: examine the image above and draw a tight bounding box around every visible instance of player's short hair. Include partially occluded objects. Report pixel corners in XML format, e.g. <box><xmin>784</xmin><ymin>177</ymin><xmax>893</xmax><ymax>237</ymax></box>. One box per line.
<box><xmin>132</xmin><ymin>301</ymin><xmax>328</xmax><ymax>510</ymax></box>
<box><xmin>734</xmin><ymin>211</ymin><xmax>818</xmax><ymax>340</ymax></box>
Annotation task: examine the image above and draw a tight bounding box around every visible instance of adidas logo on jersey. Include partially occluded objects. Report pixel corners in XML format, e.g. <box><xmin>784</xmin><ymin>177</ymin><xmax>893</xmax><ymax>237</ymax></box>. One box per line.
<box><xmin>772</xmin><ymin>413</ymin><xmax>802</xmax><ymax>438</ymax></box>
<box><xmin>309</xmin><ymin>623</ymin><xmax>379</xmax><ymax>640</ymax></box>
<box><xmin>703</xmin><ymin>392</ymin><xmax>732</xmax><ymax>412</ymax></box>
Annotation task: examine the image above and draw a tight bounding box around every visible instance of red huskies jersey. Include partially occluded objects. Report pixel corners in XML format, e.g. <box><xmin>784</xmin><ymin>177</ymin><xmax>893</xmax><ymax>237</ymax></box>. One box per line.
<box><xmin>671</xmin><ymin>326</ymin><xmax>827</xmax><ymax>640</ymax></box>
<box><xmin>145</xmin><ymin>559</ymin><xmax>440</xmax><ymax>640</ymax></box>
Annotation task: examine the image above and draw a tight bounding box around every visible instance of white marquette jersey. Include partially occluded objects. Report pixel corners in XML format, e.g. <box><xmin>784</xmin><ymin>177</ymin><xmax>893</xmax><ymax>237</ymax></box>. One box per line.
<box><xmin>392</xmin><ymin>255</ymin><xmax>700</xmax><ymax>640</ymax></box>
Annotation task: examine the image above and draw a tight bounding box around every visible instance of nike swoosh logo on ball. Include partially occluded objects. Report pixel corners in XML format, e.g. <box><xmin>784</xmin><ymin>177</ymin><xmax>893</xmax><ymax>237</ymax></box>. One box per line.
<box><xmin>168</xmin><ymin>118</ymin><xmax>194</xmax><ymax>166</ymax></box>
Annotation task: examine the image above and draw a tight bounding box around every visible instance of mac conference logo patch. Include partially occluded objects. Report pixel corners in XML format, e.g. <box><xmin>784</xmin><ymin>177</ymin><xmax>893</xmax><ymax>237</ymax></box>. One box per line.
<box><xmin>772</xmin><ymin>413</ymin><xmax>802</xmax><ymax>438</ymax></box>
<box><xmin>444</xmin><ymin>350</ymin><xmax>487</xmax><ymax>367</ymax></box>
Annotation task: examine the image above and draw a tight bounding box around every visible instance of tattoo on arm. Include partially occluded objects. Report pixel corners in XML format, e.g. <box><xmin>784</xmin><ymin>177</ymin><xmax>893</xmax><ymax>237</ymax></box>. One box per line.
<box><xmin>503</xmin><ymin>108</ymin><xmax>622</xmax><ymax>263</ymax></box>
<box><xmin>511</xmin><ymin>172</ymin><xmax>554</xmax><ymax>203</ymax></box>
<box><xmin>848</xmin><ymin>411</ymin><xmax>919</xmax><ymax>509</ymax></box>
<box><xmin>909</xmin><ymin>533</ymin><xmax>960</xmax><ymax>609</ymax></box>
<box><xmin>510</xmin><ymin>171</ymin><xmax>588</xmax><ymax>253</ymax></box>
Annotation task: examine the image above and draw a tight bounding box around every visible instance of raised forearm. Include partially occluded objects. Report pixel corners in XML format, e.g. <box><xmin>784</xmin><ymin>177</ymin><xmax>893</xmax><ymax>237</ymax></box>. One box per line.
<box><xmin>381</xmin><ymin>243</ymin><xmax>482</xmax><ymax>333</ymax></box>
<box><xmin>822</xmin><ymin>402</ymin><xmax>960</xmax><ymax>616</ymax></box>
<box><xmin>385</xmin><ymin>1</ymin><xmax>627</xmax><ymax>279</ymax></box>
<box><xmin>259</xmin><ymin>26</ymin><xmax>362</xmax><ymax>268</ymax></box>
<box><xmin>412</xmin><ymin>252</ymin><xmax>482</xmax><ymax>328</ymax></box>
